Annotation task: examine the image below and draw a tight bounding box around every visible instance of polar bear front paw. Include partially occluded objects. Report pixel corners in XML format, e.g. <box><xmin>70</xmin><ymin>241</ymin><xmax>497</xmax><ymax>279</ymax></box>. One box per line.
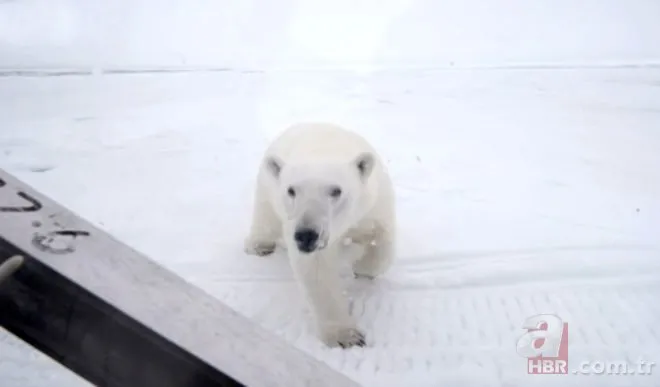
<box><xmin>320</xmin><ymin>326</ymin><xmax>366</xmax><ymax>349</ymax></box>
<box><xmin>244</xmin><ymin>238</ymin><xmax>277</xmax><ymax>256</ymax></box>
<box><xmin>353</xmin><ymin>273</ymin><xmax>375</xmax><ymax>280</ymax></box>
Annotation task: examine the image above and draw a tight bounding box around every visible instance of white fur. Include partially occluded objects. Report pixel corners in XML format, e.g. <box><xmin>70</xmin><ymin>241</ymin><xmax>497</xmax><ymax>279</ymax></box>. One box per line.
<box><xmin>244</xmin><ymin>122</ymin><xmax>396</xmax><ymax>348</ymax></box>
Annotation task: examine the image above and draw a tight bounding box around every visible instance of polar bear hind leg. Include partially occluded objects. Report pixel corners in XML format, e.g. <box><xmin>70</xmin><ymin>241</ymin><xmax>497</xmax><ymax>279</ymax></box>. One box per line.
<box><xmin>352</xmin><ymin>221</ymin><xmax>394</xmax><ymax>279</ymax></box>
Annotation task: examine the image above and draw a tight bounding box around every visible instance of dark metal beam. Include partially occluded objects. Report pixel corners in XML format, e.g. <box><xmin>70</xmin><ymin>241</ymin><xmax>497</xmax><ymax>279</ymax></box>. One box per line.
<box><xmin>0</xmin><ymin>169</ymin><xmax>361</xmax><ymax>387</ymax></box>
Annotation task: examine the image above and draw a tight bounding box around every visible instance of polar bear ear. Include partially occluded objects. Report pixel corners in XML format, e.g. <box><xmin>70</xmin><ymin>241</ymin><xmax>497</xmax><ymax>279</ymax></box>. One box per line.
<box><xmin>265</xmin><ymin>156</ymin><xmax>284</xmax><ymax>180</ymax></box>
<box><xmin>354</xmin><ymin>152</ymin><xmax>375</xmax><ymax>182</ymax></box>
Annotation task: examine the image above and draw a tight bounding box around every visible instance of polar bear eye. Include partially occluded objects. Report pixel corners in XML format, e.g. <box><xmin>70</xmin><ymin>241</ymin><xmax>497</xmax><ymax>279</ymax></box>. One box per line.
<box><xmin>329</xmin><ymin>186</ymin><xmax>342</xmax><ymax>199</ymax></box>
<box><xmin>287</xmin><ymin>186</ymin><xmax>296</xmax><ymax>198</ymax></box>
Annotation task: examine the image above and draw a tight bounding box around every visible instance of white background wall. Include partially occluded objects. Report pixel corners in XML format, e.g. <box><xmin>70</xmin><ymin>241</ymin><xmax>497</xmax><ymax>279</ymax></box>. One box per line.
<box><xmin>1</xmin><ymin>0</ymin><xmax>659</xmax><ymax>70</ymax></box>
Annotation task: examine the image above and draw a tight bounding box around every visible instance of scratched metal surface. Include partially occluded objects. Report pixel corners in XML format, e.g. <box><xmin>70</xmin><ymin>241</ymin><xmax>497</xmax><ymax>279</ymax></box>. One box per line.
<box><xmin>0</xmin><ymin>170</ymin><xmax>360</xmax><ymax>387</ymax></box>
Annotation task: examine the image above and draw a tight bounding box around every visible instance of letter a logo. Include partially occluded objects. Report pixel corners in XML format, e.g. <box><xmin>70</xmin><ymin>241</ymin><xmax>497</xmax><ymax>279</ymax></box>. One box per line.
<box><xmin>516</xmin><ymin>314</ymin><xmax>564</xmax><ymax>358</ymax></box>
<box><xmin>516</xmin><ymin>314</ymin><xmax>569</xmax><ymax>374</ymax></box>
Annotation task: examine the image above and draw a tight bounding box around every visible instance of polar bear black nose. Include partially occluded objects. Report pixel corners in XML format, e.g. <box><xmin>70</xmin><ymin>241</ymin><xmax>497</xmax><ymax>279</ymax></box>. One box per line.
<box><xmin>294</xmin><ymin>228</ymin><xmax>319</xmax><ymax>253</ymax></box>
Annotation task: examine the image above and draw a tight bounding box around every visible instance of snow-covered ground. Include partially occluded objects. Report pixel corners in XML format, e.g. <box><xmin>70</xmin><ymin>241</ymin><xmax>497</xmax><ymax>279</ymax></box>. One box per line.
<box><xmin>1</xmin><ymin>67</ymin><xmax>659</xmax><ymax>386</ymax></box>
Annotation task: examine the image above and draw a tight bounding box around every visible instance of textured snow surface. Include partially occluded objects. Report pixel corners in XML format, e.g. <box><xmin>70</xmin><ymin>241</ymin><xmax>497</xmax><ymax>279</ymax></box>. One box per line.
<box><xmin>1</xmin><ymin>68</ymin><xmax>660</xmax><ymax>386</ymax></box>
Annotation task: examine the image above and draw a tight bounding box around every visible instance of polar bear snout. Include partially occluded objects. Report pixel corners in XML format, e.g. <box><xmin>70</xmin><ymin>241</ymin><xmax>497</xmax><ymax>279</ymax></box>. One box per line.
<box><xmin>293</xmin><ymin>227</ymin><xmax>321</xmax><ymax>253</ymax></box>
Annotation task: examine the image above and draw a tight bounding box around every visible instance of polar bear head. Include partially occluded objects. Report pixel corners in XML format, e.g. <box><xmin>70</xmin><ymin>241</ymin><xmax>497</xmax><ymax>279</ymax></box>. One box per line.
<box><xmin>265</xmin><ymin>153</ymin><xmax>375</xmax><ymax>254</ymax></box>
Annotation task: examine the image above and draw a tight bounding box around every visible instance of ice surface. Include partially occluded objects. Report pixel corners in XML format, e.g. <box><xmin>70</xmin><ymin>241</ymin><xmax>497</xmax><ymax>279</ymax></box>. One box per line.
<box><xmin>1</xmin><ymin>67</ymin><xmax>659</xmax><ymax>386</ymax></box>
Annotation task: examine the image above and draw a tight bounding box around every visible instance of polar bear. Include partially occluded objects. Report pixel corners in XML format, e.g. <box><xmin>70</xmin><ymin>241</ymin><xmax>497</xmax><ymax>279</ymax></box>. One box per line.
<box><xmin>244</xmin><ymin>122</ymin><xmax>396</xmax><ymax>348</ymax></box>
